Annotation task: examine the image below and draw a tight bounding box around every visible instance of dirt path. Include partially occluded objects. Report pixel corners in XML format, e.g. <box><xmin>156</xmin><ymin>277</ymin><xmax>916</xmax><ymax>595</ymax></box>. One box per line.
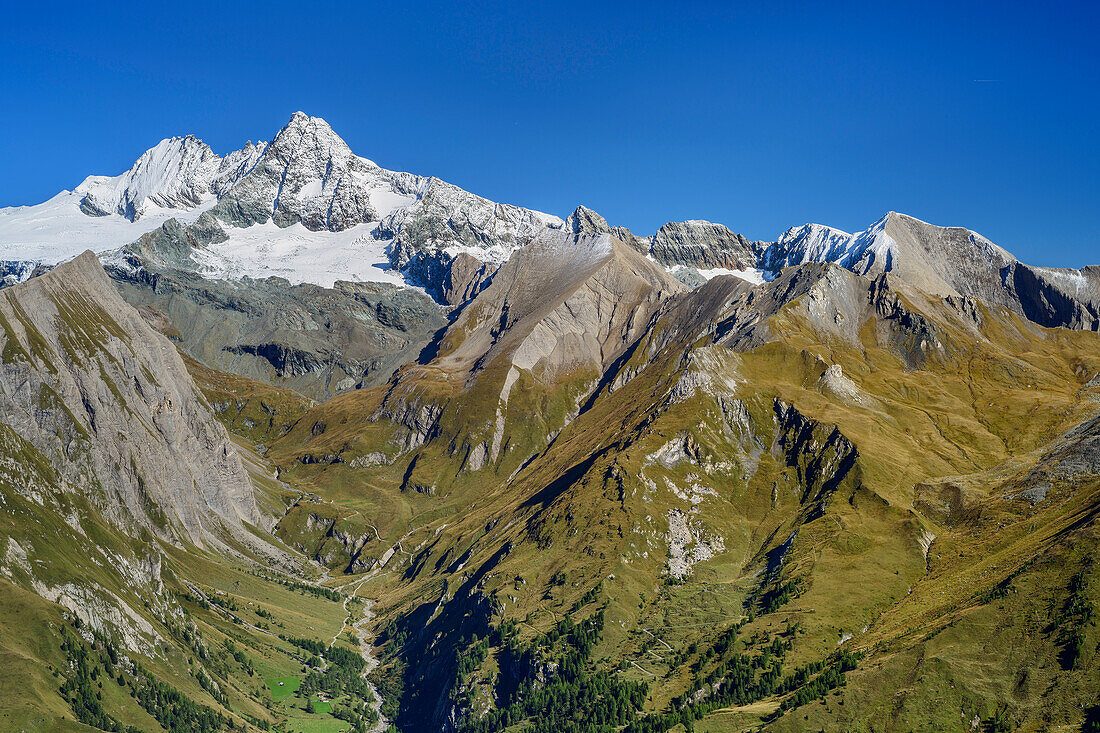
<box><xmin>183</xmin><ymin>580</ymin><xmax>281</xmax><ymax>640</ymax></box>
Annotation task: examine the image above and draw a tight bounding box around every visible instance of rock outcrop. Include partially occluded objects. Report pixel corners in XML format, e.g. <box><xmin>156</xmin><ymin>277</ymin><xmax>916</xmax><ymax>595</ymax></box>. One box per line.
<box><xmin>564</xmin><ymin>205</ymin><xmax>611</xmax><ymax>236</ymax></box>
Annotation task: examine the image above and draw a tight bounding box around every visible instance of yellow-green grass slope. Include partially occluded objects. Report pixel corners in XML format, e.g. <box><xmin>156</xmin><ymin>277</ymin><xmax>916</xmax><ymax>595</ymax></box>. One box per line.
<box><xmin>269</xmin><ymin>266</ymin><xmax>1100</xmax><ymax>731</ymax></box>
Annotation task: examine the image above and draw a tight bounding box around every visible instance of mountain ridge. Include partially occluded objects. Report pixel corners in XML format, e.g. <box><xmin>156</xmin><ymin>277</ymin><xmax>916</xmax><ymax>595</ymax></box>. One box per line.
<box><xmin>4</xmin><ymin>113</ymin><xmax>1093</xmax><ymax>306</ymax></box>
<box><xmin>0</xmin><ymin>250</ymin><xmax>261</xmax><ymax>542</ymax></box>
<box><xmin>2</xmin><ymin>113</ymin><xmax>1096</xmax><ymax>411</ymax></box>
<box><xmin>268</xmin><ymin>226</ymin><xmax>1100</xmax><ymax>730</ymax></box>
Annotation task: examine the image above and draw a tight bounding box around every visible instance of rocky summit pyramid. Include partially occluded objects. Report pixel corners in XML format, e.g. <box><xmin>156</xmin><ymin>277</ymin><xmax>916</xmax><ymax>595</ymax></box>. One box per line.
<box><xmin>1</xmin><ymin>113</ymin><xmax>1099</xmax><ymax>733</ymax></box>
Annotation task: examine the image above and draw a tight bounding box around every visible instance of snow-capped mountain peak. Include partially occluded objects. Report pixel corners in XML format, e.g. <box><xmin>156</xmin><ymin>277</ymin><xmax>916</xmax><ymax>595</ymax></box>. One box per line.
<box><xmin>266</xmin><ymin>111</ymin><xmax>358</xmax><ymax>174</ymax></box>
<box><xmin>75</xmin><ymin>135</ymin><xmax>221</xmax><ymax>221</ymax></box>
<box><xmin>759</xmin><ymin>211</ymin><xmax>1034</xmax><ymax>304</ymax></box>
<box><xmin>209</xmin><ymin>111</ymin><xmax>407</xmax><ymax>232</ymax></box>
<box><xmin>0</xmin><ymin>112</ymin><xmax>570</xmax><ymax>293</ymax></box>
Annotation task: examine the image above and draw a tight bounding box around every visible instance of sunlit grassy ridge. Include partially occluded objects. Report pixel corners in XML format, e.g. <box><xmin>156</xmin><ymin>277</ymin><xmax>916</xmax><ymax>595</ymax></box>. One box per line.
<box><xmin>268</xmin><ymin>266</ymin><xmax>1100</xmax><ymax>731</ymax></box>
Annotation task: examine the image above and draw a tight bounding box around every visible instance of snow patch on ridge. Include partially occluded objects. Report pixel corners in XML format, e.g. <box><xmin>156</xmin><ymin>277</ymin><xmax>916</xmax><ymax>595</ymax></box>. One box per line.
<box><xmin>1031</xmin><ymin>266</ymin><xmax>1092</xmax><ymax>295</ymax></box>
<box><xmin>0</xmin><ymin>190</ymin><xmax>219</xmax><ymax>267</ymax></box>
<box><xmin>696</xmin><ymin>266</ymin><xmax>769</xmax><ymax>284</ymax></box>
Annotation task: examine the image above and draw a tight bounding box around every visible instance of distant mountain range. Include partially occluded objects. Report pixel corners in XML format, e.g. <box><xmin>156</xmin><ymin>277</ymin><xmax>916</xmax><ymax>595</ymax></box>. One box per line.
<box><xmin>4</xmin><ymin>113</ymin><xmax>1096</xmax><ymax>324</ymax></box>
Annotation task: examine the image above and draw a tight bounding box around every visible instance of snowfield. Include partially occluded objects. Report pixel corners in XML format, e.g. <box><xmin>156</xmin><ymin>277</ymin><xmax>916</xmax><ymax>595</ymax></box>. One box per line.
<box><xmin>696</xmin><ymin>266</ymin><xmax>769</xmax><ymax>285</ymax></box>
<box><xmin>192</xmin><ymin>221</ymin><xmax>406</xmax><ymax>288</ymax></box>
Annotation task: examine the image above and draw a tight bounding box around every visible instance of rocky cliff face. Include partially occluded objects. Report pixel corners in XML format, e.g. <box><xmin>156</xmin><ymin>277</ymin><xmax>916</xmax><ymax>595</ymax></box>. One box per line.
<box><xmin>434</xmin><ymin>231</ymin><xmax>683</xmax><ymax>383</ymax></box>
<box><xmin>649</xmin><ymin>219</ymin><xmax>760</xmax><ymax>271</ymax></box>
<box><xmin>0</xmin><ymin>251</ymin><xmax>258</xmax><ymax>542</ymax></box>
<box><xmin>557</xmin><ymin>209</ymin><xmax>764</xmax><ymax>278</ymax></box>
<box><xmin>1011</xmin><ymin>263</ymin><xmax>1100</xmax><ymax>330</ymax></box>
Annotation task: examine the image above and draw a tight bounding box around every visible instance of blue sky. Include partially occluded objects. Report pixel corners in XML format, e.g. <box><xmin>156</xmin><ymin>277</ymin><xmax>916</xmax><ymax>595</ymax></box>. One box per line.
<box><xmin>2</xmin><ymin>0</ymin><xmax>1096</xmax><ymax>267</ymax></box>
